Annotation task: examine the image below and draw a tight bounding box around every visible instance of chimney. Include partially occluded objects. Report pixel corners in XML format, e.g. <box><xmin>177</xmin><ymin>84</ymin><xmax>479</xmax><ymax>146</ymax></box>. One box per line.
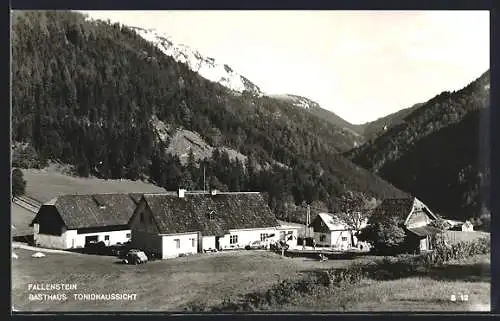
<box><xmin>178</xmin><ymin>189</ymin><xmax>186</xmax><ymax>198</ymax></box>
<box><xmin>211</xmin><ymin>189</ymin><xmax>218</xmax><ymax>196</ymax></box>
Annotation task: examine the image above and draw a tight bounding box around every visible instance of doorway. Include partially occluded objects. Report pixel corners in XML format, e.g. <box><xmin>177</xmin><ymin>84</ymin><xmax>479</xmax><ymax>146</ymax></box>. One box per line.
<box><xmin>420</xmin><ymin>238</ymin><xmax>428</xmax><ymax>251</ymax></box>
<box><xmin>85</xmin><ymin>235</ymin><xmax>98</xmax><ymax>247</ymax></box>
<box><xmin>215</xmin><ymin>236</ymin><xmax>221</xmax><ymax>251</ymax></box>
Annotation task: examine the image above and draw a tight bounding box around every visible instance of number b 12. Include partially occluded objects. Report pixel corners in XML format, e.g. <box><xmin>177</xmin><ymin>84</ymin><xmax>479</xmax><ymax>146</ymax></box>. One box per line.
<box><xmin>451</xmin><ymin>294</ymin><xmax>469</xmax><ymax>302</ymax></box>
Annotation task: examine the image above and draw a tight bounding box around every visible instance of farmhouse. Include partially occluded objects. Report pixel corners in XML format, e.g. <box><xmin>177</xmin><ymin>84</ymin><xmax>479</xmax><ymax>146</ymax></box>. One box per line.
<box><xmin>30</xmin><ymin>193</ymin><xmax>142</xmax><ymax>249</ymax></box>
<box><xmin>448</xmin><ymin>220</ymin><xmax>474</xmax><ymax>232</ymax></box>
<box><xmin>370</xmin><ymin>197</ymin><xmax>441</xmax><ymax>253</ymax></box>
<box><xmin>129</xmin><ymin>190</ymin><xmax>281</xmax><ymax>259</ymax></box>
<box><xmin>310</xmin><ymin>213</ymin><xmax>365</xmax><ymax>250</ymax></box>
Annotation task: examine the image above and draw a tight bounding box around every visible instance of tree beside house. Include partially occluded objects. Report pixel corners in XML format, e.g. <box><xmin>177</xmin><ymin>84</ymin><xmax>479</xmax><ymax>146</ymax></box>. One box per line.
<box><xmin>358</xmin><ymin>197</ymin><xmax>442</xmax><ymax>255</ymax></box>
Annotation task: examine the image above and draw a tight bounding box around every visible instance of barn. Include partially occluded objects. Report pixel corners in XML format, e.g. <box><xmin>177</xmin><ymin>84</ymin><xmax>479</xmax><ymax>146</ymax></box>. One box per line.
<box><xmin>310</xmin><ymin>213</ymin><xmax>363</xmax><ymax>250</ymax></box>
<box><xmin>30</xmin><ymin>193</ymin><xmax>142</xmax><ymax>249</ymax></box>
<box><xmin>370</xmin><ymin>197</ymin><xmax>441</xmax><ymax>253</ymax></box>
<box><xmin>129</xmin><ymin>190</ymin><xmax>281</xmax><ymax>259</ymax></box>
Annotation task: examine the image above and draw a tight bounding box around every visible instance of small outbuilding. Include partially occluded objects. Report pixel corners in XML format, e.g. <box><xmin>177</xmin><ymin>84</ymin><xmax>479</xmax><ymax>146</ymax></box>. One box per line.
<box><xmin>310</xmin><ymin>213</ymin><xmax>364</xmax><ymax>250</ymax></box>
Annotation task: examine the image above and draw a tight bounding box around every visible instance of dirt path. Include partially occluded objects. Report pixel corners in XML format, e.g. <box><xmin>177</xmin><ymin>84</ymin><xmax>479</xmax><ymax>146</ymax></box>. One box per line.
<box><xmin>12</xmin><ymin>242</ymin><xmax>78</xmax><ymax>255</ymax></box>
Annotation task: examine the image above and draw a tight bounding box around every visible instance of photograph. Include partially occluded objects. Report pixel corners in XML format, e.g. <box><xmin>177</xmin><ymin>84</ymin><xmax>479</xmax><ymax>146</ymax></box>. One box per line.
<box><xmin>11</xmin><ymin>10</ymin><xmax>491</xmax><ymax>313</ymax></box>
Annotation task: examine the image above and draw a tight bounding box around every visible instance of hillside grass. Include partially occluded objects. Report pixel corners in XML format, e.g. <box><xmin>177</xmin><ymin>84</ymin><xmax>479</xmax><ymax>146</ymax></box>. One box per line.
<box><xmin>11</xmin><ymin>249</ymin><xmax>376</xmax><ymax>312</ymax></box>
<box><xmin>21</xmin><ymin>169</ymin><xmax>166</xmax><ymax>203</ymax></box>
<box><xmin>11</xmin><ymin>204</ymin><xmax>36</xmax><ymax>237</ymax></box>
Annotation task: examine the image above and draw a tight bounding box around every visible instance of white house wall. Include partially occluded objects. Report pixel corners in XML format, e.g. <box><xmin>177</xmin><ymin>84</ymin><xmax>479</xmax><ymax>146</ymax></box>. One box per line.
<box><xmin>314</xmin><ymin>230</ymin><xmax>353</xmax><ymax>249</ymax></box>
<box><xmin>161</xmin><ymin>232</ymin><xmax>199</xmax><ymax>259</ymax></box>
<box><xmin>217</xmin><ymin>228</ymin><xmax>278</xmax><ymax>250</ymax></box>
<box><xmin>202</xmin><ymin>236</ymin><xmax>216</xmax><ymax>251</ymax></box>
<box><xmin>331</xmin><ymin>230</ymin><xmax>353</xmax><ymax>249</ymax></box>
<box><xmin>67</xmin><ymin>229</ymin><xmax>131</xmax><ymax>249</ymax></box>
<box><xmin>33</xmin><ymin>223</ymin><xmax>131</xmax><ymax>249</ymax></box>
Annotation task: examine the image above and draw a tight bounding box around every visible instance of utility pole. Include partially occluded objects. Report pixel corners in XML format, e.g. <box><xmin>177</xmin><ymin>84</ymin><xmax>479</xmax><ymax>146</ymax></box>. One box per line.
<box><xmin>306</xmin><ymin>204</ymin><xmax>311</xmax><ymax>237</ymax></box>
<box><xmin>203</xmin><ymin>166</ymin><xmax>206</xmax><ymax>193</ymax></box>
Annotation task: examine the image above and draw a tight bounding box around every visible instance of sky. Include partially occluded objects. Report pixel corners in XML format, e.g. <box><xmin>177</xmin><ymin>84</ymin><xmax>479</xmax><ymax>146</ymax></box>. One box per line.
<box><xmin>79</xmin><ymin>10</ymin><xmax>490</xmax><ymax>124</ymax></box>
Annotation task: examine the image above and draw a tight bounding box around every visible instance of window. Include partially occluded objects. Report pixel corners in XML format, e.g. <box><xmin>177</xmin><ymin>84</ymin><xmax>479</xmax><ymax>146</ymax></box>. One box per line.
<box><xmin>104</xmin><ymin>235</ymin><xmax>110</xmax><ymax>241</ymax></box>
<box><xmin>207</xmin><ymin>210</ymin><xmax>215</xmax><ymax>221</ymax></box>
<box><xmin>230</xmin><ymin>235</ymin><xmax>238</xmax><ymax>244</ymax></box>
<box><xmin>140</xmin><ymin>212</ymin><xmax>145</xmax><ymax>223</ymax></box>
<box><xmin>126</xmin><ymin>233</ymin><xmax>131</xmax><ymax>238</ymax></box>
<box><xmin>279</xmin><ymin>231</ymin><xmax>286</xmax><ymax>241</ymax></box>
<box><xmin>260</xmin><ymin>233</ymin><xmax>268</xmax><ymax>242</ymax></box>
<box><xmin>191</xmin><ymin>238</ymin><xmax>196</xmax><ymax>247</ymax></box>
<box><xmin>149</xmin><ymin>215</ymin><xmax>154</xmax><ymax>224</ymax></box>
<box><xmin>174</xmin><ymin>239</ymin><xmax>180</xmax><ymax>249</ymax></box>
<box><xmin>320</xmin><ymin>234</ymin><xmax>326</xmax><ymax>242</ymax></box>
<box><xmin>341</xmin><ymin>237</ymin><xmax>348</xmax><ymax>241</ymax></box>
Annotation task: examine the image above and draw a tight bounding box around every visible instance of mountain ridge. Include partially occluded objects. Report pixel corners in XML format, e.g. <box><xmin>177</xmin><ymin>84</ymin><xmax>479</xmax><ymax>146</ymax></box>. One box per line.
<box><xmin>347</xmin><ymin>70</ymin><xmax>490</xmax><ymax>222</ymax></box>
<box><xmin>11</xmin><ymin>10</ymin><xmax>407</xmax><ymax>224</ymax></box>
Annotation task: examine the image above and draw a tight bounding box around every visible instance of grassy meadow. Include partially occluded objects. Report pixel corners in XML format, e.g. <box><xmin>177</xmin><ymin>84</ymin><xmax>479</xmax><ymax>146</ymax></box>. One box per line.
<box><xmin>12</xmin><ymin>245</ymin><xmax>490</xmax><ymax>312</ymax></box>
<box><xmin>11</xmin><ymin>249</ymin><xmax>376</xmax><ymax>312</ymax></box>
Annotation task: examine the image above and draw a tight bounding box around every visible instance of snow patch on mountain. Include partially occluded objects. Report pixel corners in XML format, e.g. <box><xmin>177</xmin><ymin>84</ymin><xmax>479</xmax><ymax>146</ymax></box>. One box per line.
<box><xmin>131</xmin><ymin>27</ymin><xmax>262</xmax><ymax>96</ymax></box>
<box><xmin>267</xmin><ymin>94</ymin><xmax>320</xmax><ymax>109</ymax></box>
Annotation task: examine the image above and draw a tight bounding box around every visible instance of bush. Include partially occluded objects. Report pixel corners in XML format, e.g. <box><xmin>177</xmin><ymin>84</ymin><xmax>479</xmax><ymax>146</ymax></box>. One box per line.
<box><xmin>316</xmin><ymin>266</ymin><xmax>366</xmax><ymax>287</ymax></box>
<box><xmin>11</xmin><ymin>144</ymin><xmax>46</xmax><ymax>169</ymax></box>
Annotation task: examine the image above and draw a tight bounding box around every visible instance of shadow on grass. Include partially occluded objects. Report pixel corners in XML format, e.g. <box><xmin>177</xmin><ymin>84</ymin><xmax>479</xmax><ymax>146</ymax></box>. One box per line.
<box><xmin>298</xmin><ymin>259</ymin><xmax>490</xmax><ymax>284</ymax></box>
<box><xmin>357</xmin><ymin>261</ymin><xmax>490</xmax><ymax>283</ymax></box>
<box><xmin>427</xmin><ymin>262</ymin><xmax>491</xmax><ymax>283</ymax></box>
<box><xmin>113</xmin><ymin>260</ymin><xmax>127</xmax><ymax>265</ymax></box>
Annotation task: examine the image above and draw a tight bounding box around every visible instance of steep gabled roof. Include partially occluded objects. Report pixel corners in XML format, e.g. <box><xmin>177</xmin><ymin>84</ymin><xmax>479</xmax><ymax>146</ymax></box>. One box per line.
<box><xmin>141</xmin><ymin>193</ymin><xmax>280</xmax><ymax>236</ymax></box>
<box><xmin>31</xmin><ymin>194</ymin><xmax>141</xmax><ymax>229</ymax></box>
<box><xmin>315</xmin><ymin>213</ymin><xmax>350</xmax><ymax>231</ymax></box>
<box><xmin>371</xmin><ymin>197</ymin><xmax>416</xmax><ymax>222</ymax></box>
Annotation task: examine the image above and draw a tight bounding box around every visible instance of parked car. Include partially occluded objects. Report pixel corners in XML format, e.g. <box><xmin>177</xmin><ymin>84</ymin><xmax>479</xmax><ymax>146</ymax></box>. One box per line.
<box><xmin>245</xmin><ymin>240</ymin><xmax>267</xmax><ymax>250</ymax></box>
<box><xmin>122</xmin><ymin>249</ymin><xmax>148</xmax><ymax>265</ymax></box>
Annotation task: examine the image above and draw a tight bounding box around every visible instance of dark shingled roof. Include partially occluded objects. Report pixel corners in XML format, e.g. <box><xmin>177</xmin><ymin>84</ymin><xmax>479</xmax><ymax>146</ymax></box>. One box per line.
<box><xmin>407</xmin><ymin>225</ymin><xmax>442</xmax><ymax>237</ymax></box>
<box><xmin>32</xmin><ymin>194</ymin><xmax>141</xmax><ymax>229</ymax></box>
<box><xmin>371</xmin><ymin>197</ymin><xmax>416</xmax><ymax>221</ymax></box>
<box><xmin>142</xmin><ymin>193</ymin><xmax>280</xmax><ymax>236</ymax></box>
